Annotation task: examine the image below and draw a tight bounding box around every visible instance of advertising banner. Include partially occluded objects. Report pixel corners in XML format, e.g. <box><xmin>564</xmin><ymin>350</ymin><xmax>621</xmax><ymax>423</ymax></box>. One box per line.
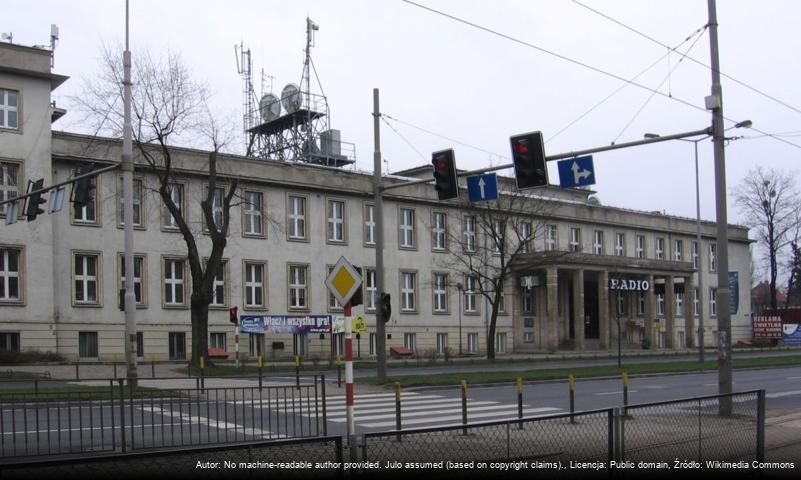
<box><xmin>752</xmin><ymin>316</ymin><xmax>783</xmax><ymax>339</ymax></box>
<box><xmin>239</xmin><ymin>315</ymin><xmax>334</xmax><ymax>334</ymax></box>
<box><xmin>729</xmin><ymin>271</ymin><xmax>739</xmax><ymax>315</ymax></box>
<box><xmin>784</xmin><ymin>324</ymin><xmax>801</xmax><ymax>346</ymax></box>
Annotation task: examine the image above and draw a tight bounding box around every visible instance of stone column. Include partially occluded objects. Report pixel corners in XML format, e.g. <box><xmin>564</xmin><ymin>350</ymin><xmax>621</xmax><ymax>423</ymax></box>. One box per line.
<box><xmin>545</xmin><ymin>267</ymin><xmax>559</xmax><ymax>351</ymax></box>
<box><xmin>644</xmin><ymin>274</ymin><xmax>655</xmax><ymax>349</ymax></box>
<box><xmin>684</xmin><ymin>275</ymin><xmax>695</xmax><ymax>349</ymax></box>
<box><xmin>572</xmin><ymin>269</ymin><xmax>585</xmax><ymax>351</ymax></box>
<box><xmin>665</xmin><ymin>276</ymin><xmax>675</xmax><ymax>349</ymax></box>
<box><xmin>599</xmin><ymin>270</ymin><xmax>609</xmax><ymax>350</ymax></box>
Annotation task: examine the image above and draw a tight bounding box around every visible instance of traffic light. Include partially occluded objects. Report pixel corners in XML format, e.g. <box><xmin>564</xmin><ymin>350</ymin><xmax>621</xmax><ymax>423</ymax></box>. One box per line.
<box><xmin>379</xmin><ymin>292</ymin><xmax>391</xmax><ymax>322</ymax></box>
<box><xmin>25</xmin><ymin>179</ymin><xmax>46</xmax><ymax>221</ymax></box>
<box><xmin>229</xmin><ymin>306</ymin><xmax>238</xmax><ymax>325</ymax></box>
<box><xmin>72</xmin><ymin>163</ymin><xmax>96</xmax><ymax>207</ymax></box>
<box><xmin>350</xmin><ymin>267</ymin><xmax>363</xmax><ymax>307</ymax></box>
<box><xmin>510</xmin><ymin>131</ymin><xmax>548</xmax><ymax>189</ymax></box>
<box><xmin>431</xmin><ymin>149</ymin><xmax>458</xmax><ymax>200</ymax></box>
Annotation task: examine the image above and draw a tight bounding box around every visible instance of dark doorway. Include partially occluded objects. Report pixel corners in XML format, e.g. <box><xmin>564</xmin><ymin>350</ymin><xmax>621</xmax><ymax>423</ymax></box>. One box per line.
<box><xmin>584</xmin><ymin>279</ymin><xmax>600</xmax><ymax>339</ymax></box>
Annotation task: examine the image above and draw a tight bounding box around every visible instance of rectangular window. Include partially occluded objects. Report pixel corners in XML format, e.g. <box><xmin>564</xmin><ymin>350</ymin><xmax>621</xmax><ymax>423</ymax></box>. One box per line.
<box><xmin>288</xmin><ymin>195</ymin><xmax>307</xmax><ymax>240</ymax></box>
<box><xmin>593</xmin><ymin>230</ymin><xmax>604</xmax><ymax>255</ymax></box>
<box><xmin>404</xmin><ymin>333</ymin><xmax>417</xmax><ymax>352</ymax></box>
<box><xmin>365</xmin><ymin>268</ymin><xmax>377</xmax><ymax>311</ymax></box>
<box><xmin>569</xmin><ymin>227</ymin><xmax>581</xmax><ymax>252</ymax></box>
<box><xmin>498</xmin><ymin>283</ymin><xmax>506</xmax><ymax>313</ymax></box>
<box><xmin>464</xmin><ymin>216</ymin><xmax>477</xmax><ymax>252</ymax></box>
<box><xmin>495</xmin><ymin>333</ymin><xmax>507</xmax><ymax>354</ymax></box>
<box><xmin>694</xmin><ymin>288</ymin><xmax>700</xmax><ymax>316</ymax></box>
<box><xmin>244</xmin><ymin>261</ymin><xmax>266</xmax><ymax>309</ymax></box>
<box><xmin>327</xmin><ymin>199</ymin><xmax>345</xmax><ymax>243</ymax></box>
<box><xmin>524</xmin><ymin>332</ymin><xmax>535</xmax><ymax>343</ymax></box>
<box><xmin>522</xmin><ymin>290</ymin><xmax>533</xmax><ymax>313</ymax></box>
<box><xmin>635</xmin><ymin>234</ymin><xmax>645</xmax><ymax>259</ymax></box>
<box><xmin>616</xmin><ymin>233</ymin><xmax>626</xmax><ymax>257</ymax></box>
<box><xmin>364</xmin><ymin>204</ymin><xmax>375</xmax><ymax>246</ymax></box>
<box><xmin>433</xmin><ymin>273</ymin><xmax>448</xmax><ymax>313</ymax></box>
<box><xmin>163</xmin><ymin>258</ymin><xmax>185</xmax><ymax>306</ymax></box>
<box><xmin>655</xmin><ymin>237</ymin><xmax>665</xmax><ymax>260</ymax></box>
<box><xmin>0</xmin><ymin>332</ymin><xmax>20</xmax><ymax>352</ymax></box>
<box><xmin>243</xmin><ymin>190</ymin><xmax>263</xmax><ymax>236</ymax></box>
<box><xmin>400</xmin><ymin>271</ymin><xmax>416</xmax><ymax>312</ymax></box>
<box><xmin>657</xmin><ymin>292</ymin><xmax>665</xmax><ymax>316</ymax></box>
<box><xmin>492</xmin><ymin>220</ymin><xmax>504</xmax><ymax>254</ymax></box>
<box><xmin>399</xmin><ymin>208</ymin><xmax>416</xmax><ymax>248</ymax></box>
<box><xmin>0</xmin><ymin>162</ymin><xmax>19</xmax><ymax>217</ymax></box>
<box><xmin>432</xmin><ymin>212</ymin><xmax>447</xmax><ymax>251</ymax></box>
<box><xmin>0</xmin><ymin>248</ymin><xmax>21</xmax><ymax>301</ymax></box>
<box><xmin>369</xmin><ymin>332</ymin><xmax>376</xmax><ymax>356</ymax></box>
<box><xmin>119</xmin><ymin>254</ymin><xmax>145</xmax><ymax>305</ymax></box>
<box><xmin>162</xmin><ymin>183</ymin><xmax>183</xmax><ymax>230</ymax></box>
<box><xmin>616</xmin><ymin>291</ymin><xmax>627</xmax><ymax>315</ymax></box>
<box><xmin>674</xmin><ymin>239</ymin><xmax>683</xmax><ymax>261</ymax></box>
<box><xmin>118</xmin><ymin>178</ymin><xmax>143</xmax><ymax>227</ymax></box>
<box><xmin>520</xmin><ymin>222</ymin><xmax>532</xmax><ymax>253</ymax></box>
<box><xmin>210</xmin><ymin>261</ymin><xmax>226</xmax><ymax>307</ymax></box>
<box><xmin>464</xmin><ymin>275</ymin><xmax>477</xmax><ymax>313</ymax></box>
<box><xmin>169</xmin><ymin>332</ymin><xmax>186</xmax><ymax>360</ymax></box>
<box><xmin>208</xmin><ymin>186</ymin><xmax>224</xmax><ymax>230</ymax></box>
<box><xmin>74</xmin><ymin>253</ymin><xmax>99</xmax><ymax>304</ymax></box>
<box><xmin>524</xmin><ymin>317</ymin><xmax>534</xmax><ymax>328</ymax></box>
<box><xmin>209</xmin><ymin>332</ymin><xmax>227</xmax><ymax>351</ymax></box>
<box><xmin>249</xmin><ymin>333</ymin><xmax>263</xmax><ymax>357</ymax></box>
<box><xmin>0</xmin><ymin>89</ymin><xmax>19</xmax><ymax>129</ymax></box>
<box><xmin>79</xmin><ymin>332</ymin><xmax>98</xmax><ymax>358</ymax></box>
<box><xmin>467</xmin><ymin>333</ymin><xmax>478</xmax><ymax>354</ymax></box>
<box><xmin>288</xmin><ymin>264</ymin><xmax>308</xmax><ymax>310</ymax></box>
<box><xmin>73</xmin><ymin>174</ymin><xmax>97</xmax><ymax>224</ymax></box>
<box><xmin>136</xmin><ymin>332</ymin><xmax>144</xmax><ymax>358</ymax></box>
<box><xmin>675</xmin><ymin>291</ymin><xmax>684</xmax><ymax>316</ymax></box>
<box><xmin>638</xmin><ymin>291</ymin><xmax>645</xmax><ymax>316</ymax></box>
<box><xmin>545</xmin><ymin>225</ymin><xmax>557</xmax><ymax>251</ymax></box>
<box><xmin>436</xmin><ymin>333</ymin><xmax>448</xmax><ymax>355</ymax></box>
<box><xmin>709</xmin><ymin>243</ymin><xmax>717</xmax><ymax>272</ymax></box>
<box><xmin>709</xmin><ymin>287</ymin><xmax>717</xmax><ymax>316</ymax></box>
<box><xmin>692</xmin><ymin>241</ymin><xmax>700</xmax><ymax>269</ymax></box>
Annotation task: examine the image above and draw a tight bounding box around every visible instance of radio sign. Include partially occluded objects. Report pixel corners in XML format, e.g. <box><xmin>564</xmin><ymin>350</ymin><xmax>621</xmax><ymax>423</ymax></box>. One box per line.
<box><xmin>609</xmin><ymin>279</ymin><xmax>650</xmax><ymax>291</ymax></box>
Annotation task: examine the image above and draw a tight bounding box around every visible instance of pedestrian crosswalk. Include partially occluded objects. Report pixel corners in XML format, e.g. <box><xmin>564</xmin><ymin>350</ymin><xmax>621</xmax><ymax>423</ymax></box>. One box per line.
<box><xmin>242</xmin><ymin>391</ymin><xmax>562</xmax><ymax>429</ymax></box>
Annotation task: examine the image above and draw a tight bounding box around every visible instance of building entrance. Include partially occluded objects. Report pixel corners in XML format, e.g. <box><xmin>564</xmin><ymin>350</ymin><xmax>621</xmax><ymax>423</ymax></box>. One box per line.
<box><xmin>584</xmin><ymin>279</ymin><xmax>600</xmax><ymax>339</ymax></box>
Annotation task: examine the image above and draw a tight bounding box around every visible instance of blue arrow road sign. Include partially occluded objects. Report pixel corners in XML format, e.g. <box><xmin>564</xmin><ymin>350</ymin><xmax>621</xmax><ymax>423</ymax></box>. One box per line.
<box><xmin>557</xmin><ymin>155</ymin><xmax>596</xmax><ymax>188</ymax></box>
<box><xmin>467</xmin><ymin>173</ymin><xmax>498</xmax><ymax>202</ymax></box>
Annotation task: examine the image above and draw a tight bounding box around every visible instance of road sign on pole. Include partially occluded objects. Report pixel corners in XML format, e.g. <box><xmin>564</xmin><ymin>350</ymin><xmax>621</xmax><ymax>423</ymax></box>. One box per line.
<box><xmin>467</xmin><ymin>173</ymin><xmax>498</xmax><ymax>202</ymax></box>
<box><xmin>557</xmin><ymin>155</ymin><xmax>596</xmax><ymax>188</ymax></box>
<box><xmin>325</xmin><ymin>256</ymin><xmax>363</xmax><ymax>305</ymax></box>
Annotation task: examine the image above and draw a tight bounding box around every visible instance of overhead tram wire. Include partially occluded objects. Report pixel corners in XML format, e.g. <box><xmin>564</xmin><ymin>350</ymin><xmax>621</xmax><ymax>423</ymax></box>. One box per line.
<box><xmin>570</xmin><ymin>0</ymin><xmax>801</xmax><ymax>117</ymax></box>
<box><xmin>379</xmin><ymin>115</ymin><xmax>429</xmax><ymax>163</ymax></box>
<box><xmin>548</xmin><ymin>24</ymin><xmax>707</xmax><ymax>145</ymax></box>
<box><xmin>402</xmin><ymin>0</ymin><xmax>801</xmax><ymax>152</ymax></box>
<box><xmin>612</xmin><ymin>24</ymin><xmax>708</xmax><ymax>144</ymax></box>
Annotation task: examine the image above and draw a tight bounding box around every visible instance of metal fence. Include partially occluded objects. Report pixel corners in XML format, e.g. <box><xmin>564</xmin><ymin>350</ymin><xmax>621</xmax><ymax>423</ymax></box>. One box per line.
<box><xmin>0</xmin><ymin>435</ymin><xmax>344</xmax><ymax>479</ymax></box>
<box><xmin>0</xmin><ymin>375</ymin><xmax>327</xmax><ymax>459</ymax></box>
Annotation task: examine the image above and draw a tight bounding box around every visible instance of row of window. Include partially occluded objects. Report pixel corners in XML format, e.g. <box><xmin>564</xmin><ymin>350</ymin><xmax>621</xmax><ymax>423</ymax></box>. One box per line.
<box><xmin>612</xmin><ymin>287</ymin><xmax>719</xmax><ymax>317</ymax></box>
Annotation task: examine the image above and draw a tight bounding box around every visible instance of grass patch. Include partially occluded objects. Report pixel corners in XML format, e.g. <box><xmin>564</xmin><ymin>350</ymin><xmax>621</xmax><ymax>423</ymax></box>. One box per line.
<box><xmin>0</xmin><ymin>385</ymin><xmax>188</xmax><ymax>400</ymax></box>
<box><xmin>0</xmin><ymin>350</ymin><xmax>64</xmax><ymax>365</ymax></box>
<box><xmin>0</xmin><ymin>371</ymin><xmax>43</xmax><ymax>379</ymax></box>
<box><xmin>367</xmin><ymin>354</ymin><xmax>801</xmax><ymax>387</ymax></box>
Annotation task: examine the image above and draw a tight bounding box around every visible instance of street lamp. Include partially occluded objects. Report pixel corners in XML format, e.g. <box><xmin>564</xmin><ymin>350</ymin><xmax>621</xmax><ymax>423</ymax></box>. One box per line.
<box><xmin>644</xmin><ymin>119</ymin><xmax>751</xmax><ymax>364</ymax></box>
<box><xmin>456</xmin><ymin>282</ymin><xmax>463</xmax><ymax>356</ymax></box>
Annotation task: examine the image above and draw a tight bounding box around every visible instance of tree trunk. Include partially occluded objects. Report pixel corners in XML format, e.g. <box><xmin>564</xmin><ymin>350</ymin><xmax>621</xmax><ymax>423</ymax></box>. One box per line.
<box><xmin>486</xmin><ymin>304</ymin><xmax>499</xmax><ymax>360</ymax></box>
<box><xmin>191</xmin><ymin>294</ymin><xmax>210</xmax><ymax>367</ymax></box>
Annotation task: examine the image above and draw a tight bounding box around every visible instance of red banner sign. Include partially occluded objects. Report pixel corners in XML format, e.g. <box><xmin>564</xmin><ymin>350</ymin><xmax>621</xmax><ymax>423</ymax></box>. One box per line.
<box><xmin>752</xmin><ymin>316</ymin><xmax>783</xmax><ymax>339</ymax></box>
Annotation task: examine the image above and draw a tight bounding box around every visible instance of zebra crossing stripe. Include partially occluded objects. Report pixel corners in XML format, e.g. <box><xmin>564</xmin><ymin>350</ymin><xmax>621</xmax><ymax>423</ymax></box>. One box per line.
<box><xmin>359</xmin><ymin>407</ymin><xmax>562</xmax><ymax>429</ymax></box>
<box><xmin>325</xmin><ymin>400</ymin><xmax>500</xmax><ymax>415</ymax></box>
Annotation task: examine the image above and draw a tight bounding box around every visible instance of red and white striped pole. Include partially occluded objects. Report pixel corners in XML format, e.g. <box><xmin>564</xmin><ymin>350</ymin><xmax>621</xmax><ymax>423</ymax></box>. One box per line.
<box><xmin>344</xmin><ymin>301</ymin><xmax>355</xmax><ymax>437</ymax></box>
<box><xmin>235</xmin><ymin>322</ymin><xmax>240</xmax><ymax>369</ymax></box>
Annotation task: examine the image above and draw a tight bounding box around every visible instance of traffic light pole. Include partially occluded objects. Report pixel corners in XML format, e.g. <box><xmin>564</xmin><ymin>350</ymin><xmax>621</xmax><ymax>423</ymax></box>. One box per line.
<box><xmin>122</xmin><ymin>0</ymin><xmax>138</xmax><ymax>384</ymax></box>
<box><xmin>372</xmin><ymin>88</ymin><xmax>387</xmax><ymax>383</ymax></box>
<box><xmin>0</xmin><ymin>163</ymin><xmax>120</xmax><ymax>209</ymax></box>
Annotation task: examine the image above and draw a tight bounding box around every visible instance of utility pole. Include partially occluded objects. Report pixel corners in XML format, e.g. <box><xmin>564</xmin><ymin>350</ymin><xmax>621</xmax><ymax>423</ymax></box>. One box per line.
<box><xmin>707</xmin><ymin>0</ymin><xmax>732</xmax><ymax>415</ymax></box>
<box><xmin>372</xmin><ymin>88</ymin><xmax>387</xmax><ymax>382</ymax></box>
<box><xmin>122</xmin><ymin>0</ymin><xmax>138</xmax><ymax>384</ymax></box>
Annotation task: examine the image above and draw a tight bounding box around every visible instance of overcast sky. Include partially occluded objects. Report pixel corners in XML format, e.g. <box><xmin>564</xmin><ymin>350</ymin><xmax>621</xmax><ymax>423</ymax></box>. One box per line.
<box><xmin>6</xmin><ymin>1</ymin><xmax>801</xmax><ymax>238</ymax></box>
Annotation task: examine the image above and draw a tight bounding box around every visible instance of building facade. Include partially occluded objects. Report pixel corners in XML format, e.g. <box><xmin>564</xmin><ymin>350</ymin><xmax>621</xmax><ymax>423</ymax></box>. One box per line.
<box><xmin>0</xmin><ymin>41</ymin><xmax>753</xmax><ymax>361</ymax></box>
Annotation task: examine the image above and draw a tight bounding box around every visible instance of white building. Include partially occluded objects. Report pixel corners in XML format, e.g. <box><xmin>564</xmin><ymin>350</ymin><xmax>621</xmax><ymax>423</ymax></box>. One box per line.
<box><xmin>0</xmin><ymin>41</ymin><xmax>753</xmax><ymax>362</ymax></box>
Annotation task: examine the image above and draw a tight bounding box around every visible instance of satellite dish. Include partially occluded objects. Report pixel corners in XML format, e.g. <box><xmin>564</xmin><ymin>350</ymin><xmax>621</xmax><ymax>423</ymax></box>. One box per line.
<box><xmin>259</xmin><ymin>93</ymin><xmax>280</xmax><ymax>122</ymax></box>
<box><xmin>281</xmin><ymin>83</ymin><xmax>302</xmax><ymax>113</ymax></box>
<box><xmin>588</xmin><ymin>195</ymin><xmax>601</xmax><ymax>206</ymax></box>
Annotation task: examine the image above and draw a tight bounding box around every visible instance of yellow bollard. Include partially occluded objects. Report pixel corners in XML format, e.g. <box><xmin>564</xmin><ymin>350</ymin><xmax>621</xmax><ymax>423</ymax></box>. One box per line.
<box><xmin>199</xmin><ymin>356</ymin><xmax>205</xmax><ymax>369</ymax></box>
<box><xmin>257</xmin><ymin>355</ymin><xmax>264</xmax><ymax>368</ymax></box>
<box><xmin>516</xmin><ymin>377</ymin><xmax>523</xmax><ymax>395</ymax></box>
<box><xmin>460</xmin><ymin>379</ymin><xmax>468</xmax><ymax>434</ymax></box>
<box><xmin>568</xmin><ymin>373</ymin><xmax>576</xmax><ymax>423</ymax></box>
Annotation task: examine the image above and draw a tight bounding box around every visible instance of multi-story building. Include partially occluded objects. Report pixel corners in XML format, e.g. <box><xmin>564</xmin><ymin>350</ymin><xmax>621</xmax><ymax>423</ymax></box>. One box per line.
<box><xmin>0</xmin><ymin>41</ymin><xmax>753</xmax><ymax>361</ymax></box>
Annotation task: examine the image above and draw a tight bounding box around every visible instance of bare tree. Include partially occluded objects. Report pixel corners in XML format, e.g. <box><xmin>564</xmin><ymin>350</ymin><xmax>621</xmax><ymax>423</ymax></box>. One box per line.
<box><xmin>734</xmin><ymin>166</ymin><xmax>801</xmax><ymax>311</ymax></box>
<box><xmin>73</xmin><ymin>46</ymin><xmax>238</xmax><ymax>366</ymax></box>
<box><xmin>431</xmin><ymin>192</ymin><xmax>563</xmax><ymax>359</ymax></box>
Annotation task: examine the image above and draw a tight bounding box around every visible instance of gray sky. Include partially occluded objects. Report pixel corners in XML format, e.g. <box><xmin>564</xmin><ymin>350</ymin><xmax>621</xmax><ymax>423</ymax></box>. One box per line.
<box><xmin>6</xmin><ymin>0</ymin><xmax>801</xmax><ymax>237</ymax></box>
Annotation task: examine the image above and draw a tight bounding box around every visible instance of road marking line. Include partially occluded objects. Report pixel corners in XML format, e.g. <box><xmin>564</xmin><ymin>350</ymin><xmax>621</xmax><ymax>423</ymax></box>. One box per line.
<box><xmin>596</xmin><ymin>391</ymin><xmax>637</xmax><ymax>396</ymax></box>
<box><xmin>140</xmin><ymin>406</ymin><xmax>273</xmax><ymax>437</ymax></box>
<box><xmin>322</xmin><ymin>401</ymin><xmax>500</xmax><ymax>417</ymax></box>
<box><xmin>766</xmin><ymin>390</ymin><xmax>801</xmax><ymax>399</ymax></box>
<box><xmin>360</xmin><ymin>407</ymin><xmax>562</xmax><ymax>428</ymax></box>
<box><xmin>786</xmin><ymin>376</ymin><xmax>801</xmax><ymax>380</ymax></box>
<box><xmin>330</xmin><ymin>403</ymin><xmax>523</xmax><ymax>422</ymax></box>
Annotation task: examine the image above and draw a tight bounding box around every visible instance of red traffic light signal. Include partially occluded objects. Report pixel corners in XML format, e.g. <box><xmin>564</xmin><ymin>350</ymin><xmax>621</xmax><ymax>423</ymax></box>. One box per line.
<box><xmin>510</xmin><ymin>132</ymin><xmax>548</xmax><ymax>189</ymax></box>
<box><xmin>229</xmin><ymin>306</ymin><xmax>239</xmax><ymax>325</ymax></box>
<box><xmin>431</xmin><ymin>149</ymin><xmax>459</xmax><ymax>201</ymax></box>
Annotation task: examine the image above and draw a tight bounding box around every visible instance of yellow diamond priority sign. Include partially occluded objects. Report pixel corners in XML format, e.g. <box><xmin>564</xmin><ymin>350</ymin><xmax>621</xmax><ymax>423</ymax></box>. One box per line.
<box><xmin>325</xmin><ymin>256</ymin><xmax>363</xmax><ymax>306</ymax></box>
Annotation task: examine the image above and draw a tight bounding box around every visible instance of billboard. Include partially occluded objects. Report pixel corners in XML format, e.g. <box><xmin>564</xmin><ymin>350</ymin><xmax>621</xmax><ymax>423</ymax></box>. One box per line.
<box><xmin>239</xmin><ymin>315</ymin><xmax>334</xmax><ymax>334</ymax></box>
<box><xmin>784</xmin><ymin>324</ymin><xmax>801</xmax><ymax>346</ymax></box>
<box><xmin>752</xmin><ymin>316</ymin><xmax>783</xmax><ymax>339</ymax></box>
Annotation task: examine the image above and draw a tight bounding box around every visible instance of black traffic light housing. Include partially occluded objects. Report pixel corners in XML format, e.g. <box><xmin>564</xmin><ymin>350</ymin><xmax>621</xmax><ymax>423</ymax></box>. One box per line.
<box><xmin>431</xmin><ymin>149</ymin><xmax>458</xmax><ymax>200</ymax></box>
<box><xmin>72</xmin><ymin>163</ymin><xmax>97</xmax><ymax>207</ymax></box>
<box><xmin>25</xmin><ymin>179</ymin><xmax>46</xmax><ymax>221</ymax></box>
<box><xmin>510</xmin><ymin>131</ymin><xmax>548</xmax><ymax>189</ymax></box>
<box><xmin>229</xmin><ymin>306</ymin><xmax>239</xmax><ymax>325</ymax></box>
<box><xmin>379</xmin><ymin>292</ymin><xmax>391</xmax><ymax>322</ymax></box>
